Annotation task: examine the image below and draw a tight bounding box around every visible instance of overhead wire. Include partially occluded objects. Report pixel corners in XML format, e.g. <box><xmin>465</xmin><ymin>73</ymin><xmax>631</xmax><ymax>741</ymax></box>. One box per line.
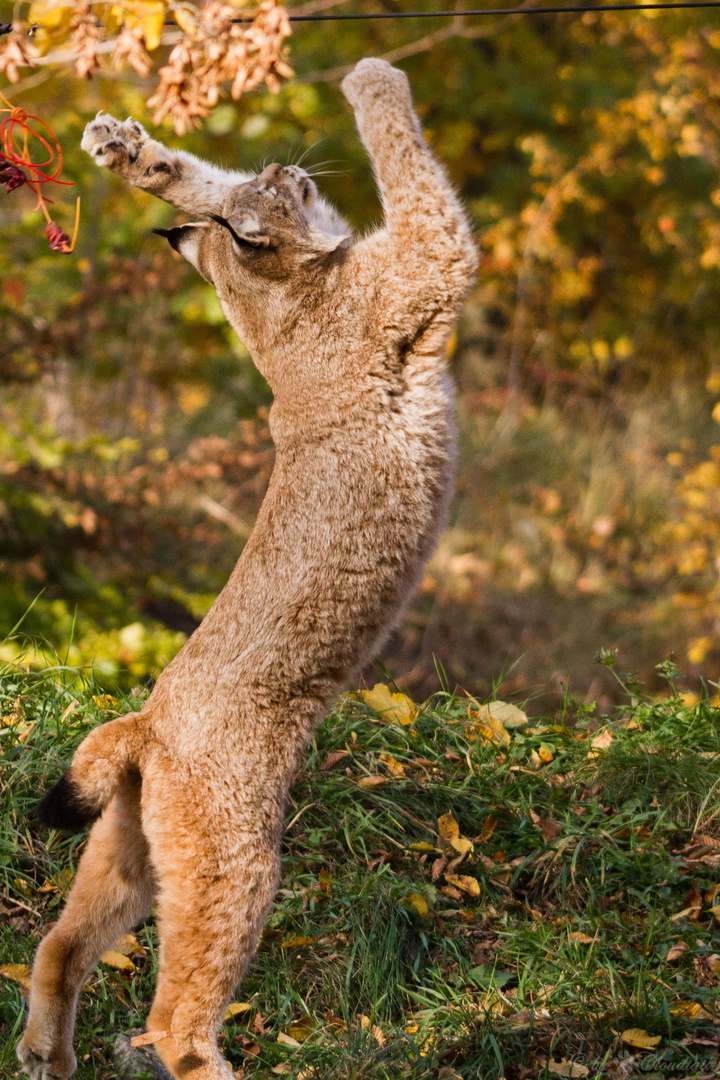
<box><xmin>4</xmin><ymin>1</ymin><xmax>720</xmax><ymax>35</ymax></box>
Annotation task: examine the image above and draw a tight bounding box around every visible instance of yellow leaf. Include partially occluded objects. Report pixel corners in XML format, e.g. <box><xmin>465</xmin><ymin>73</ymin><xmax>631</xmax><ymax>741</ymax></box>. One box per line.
<box><xmin>438</xmin><ymin>812</ymin><xmax>460</xmax><ymax>843</ymax></box>
<box><xmin>445</xmin><ymin>874</ymin><xmax>481</xmax><ymax>897</ymax></box>
<box><xmin>360</xmin><ymin>684</ymin><xmax>416</xmax><ymax>725</ymax></box>
<box><xmin>477</xmin><ymin>700</ymin><xmax>528</xmax><ymax>730</ymax></box>
<box><xmin>0</xmin><ymin>963</ymin><xmax>32</xmax><ymax>992</ymax></box>
<box><xmin>569</xmin><ymin>931</ymin><xmax>594</xmax><ymax>944</ymax></box>
<box><xmin>451</xmin><ymin>836</ymin><xmax>475</xmax><ymax>857</ymax></box>
<box><xmin>358</xmin><ymin>775</ymin><xmax>386</xmax><ymax>789</ymax></box>
<box><xmin>287</xmin><ymin>1017</ymin><xmax>315</xmax><ymax>1042</ymax></box>
<box><xmin>402</xmin><ymin>893</ymin><xmax>428</xmax><ymax>917</ymax></box>
<box><xmin>408</xmin><ymin>842</ymin><xmax>443</xmax><ymax>854</ymax></box>
<box><xmin>101</xmin><ymin>950</ymin><xmax>135</xmax><ymax>971</ymax></box>
<box><xmin>379</xmin><ymin>752</ymin><xmax>405</xmax><ymax>777</ymax></box>
<box><xmin>318</xmin><ymin>868</ymin><xmax>332</xmax><ymax>896</ymax></box>
<box><xmin>621</xmin><ymin>1029</ymin><xmax>661</xmax><ymax>1050</ymax></box>
<box><xmin>111</xmin><ymin>933</ymin><xmax>143</xmax><ymax>957</ymax></box>
<box><xmin>224</xmin><ymin>1002</ymin><xmax>252</xmax><ymax>1020</ymax></box>
<box><xmin>280</xmin><ymin>936</ymin><xmax>313</xmax><ymax>949</ymax></box>
<box><xmin>548</xmin><ymin>1061</ymin><xmax>590</xmax><ymax>1077</ymax></box>
<box><xmin>538</xmin><ymin>744</ymin><xmax>553</xmax><ymax>764</ymax></box>
<box><xmin>588</xmin><ymin>730</ymin><xmax>613</xmax><ymax>758</ymax></box>
<box><xmin>709</xmin><ymin>904</ymin><xmax>720</xmax><ymax>919</ymax></box>
<box><xmin>277</xmin><ymin>1032</ymin><xmax>302</xmax><ymax>1048</ymax></box>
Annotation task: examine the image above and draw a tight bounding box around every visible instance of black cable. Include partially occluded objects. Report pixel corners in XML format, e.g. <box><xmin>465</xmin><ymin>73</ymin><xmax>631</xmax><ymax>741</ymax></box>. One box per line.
<box><xmin>3</xmin><ymin>1</ymin><xmax>720</xmax><ymax>35</ymax></box>
<box><xmin>281</xmin><ymin>1</ymin><xmax>720</xmax><ymax>16</ymax></box>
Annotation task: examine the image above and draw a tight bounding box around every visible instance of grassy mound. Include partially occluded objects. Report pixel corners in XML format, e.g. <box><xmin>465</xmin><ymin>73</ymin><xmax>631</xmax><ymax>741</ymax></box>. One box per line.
<box><xmin>1</xmin><ymin>659</ymin><xmax>719</xmax><ymax>1079</ymax></box>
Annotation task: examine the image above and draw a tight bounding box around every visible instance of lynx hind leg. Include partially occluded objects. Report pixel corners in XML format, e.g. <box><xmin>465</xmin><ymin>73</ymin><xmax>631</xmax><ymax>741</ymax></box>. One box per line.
<box><xmin>143</xmin><ymin>787</ymin><xmax>281</xmax><ymax>1079</ymax></box>
<box><xmin>17</xmin><ymin>775</ymin><xmax>155</xmax><ymax>1080</ymax></box>
<box><xmin>81</xmin><ymin>113</ymin><xmax>177</xmax><ymax>186</ymax></box>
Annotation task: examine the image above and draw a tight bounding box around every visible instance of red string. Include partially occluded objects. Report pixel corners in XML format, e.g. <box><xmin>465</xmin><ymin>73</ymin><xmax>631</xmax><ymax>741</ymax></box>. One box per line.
<box><xmin>0</xmin><ymin>105</ymin><xmax>75</xmax><ymax>186</ymax></box>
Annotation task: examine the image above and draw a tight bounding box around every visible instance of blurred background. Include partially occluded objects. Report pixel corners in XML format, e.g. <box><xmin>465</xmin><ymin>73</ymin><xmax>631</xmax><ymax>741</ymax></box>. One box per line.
<box><xmin>3</xmin><ymin>1</ymin><xmax>720</xmax><ymax>710</ymax></box>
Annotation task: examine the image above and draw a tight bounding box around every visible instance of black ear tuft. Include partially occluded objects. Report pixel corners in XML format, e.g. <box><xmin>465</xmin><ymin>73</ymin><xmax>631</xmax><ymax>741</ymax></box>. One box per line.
<box><xmin>37</xmin><ymin>772</ymin><xmax>98</xmax><ymax>832</ymax></box>
<box><xmin>151</xmin><ymin>226</ymin><xmax>187</xmax><ymax>253</ymax></box>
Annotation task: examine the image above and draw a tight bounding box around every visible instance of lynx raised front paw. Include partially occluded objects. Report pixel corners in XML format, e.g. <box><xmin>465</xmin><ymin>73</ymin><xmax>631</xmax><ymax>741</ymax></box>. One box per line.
<box><xmin>81</xmin><ymin>112</ymin><xmax>148</xmax><ymax>170</ymax></box>
<box><xmin>81</xmin><ymin>114</ymin><xmax>177</xmax><ymax>188</ymax></box>
<box><xmin>341</xmin><ymin>58</ymin><xmax>411</xmax><ymax>110</ymax></box>
<box><xmin>17</xmin><ymin>1034</ymin><xmax>77</xmax><ymax>1080</ymax></box>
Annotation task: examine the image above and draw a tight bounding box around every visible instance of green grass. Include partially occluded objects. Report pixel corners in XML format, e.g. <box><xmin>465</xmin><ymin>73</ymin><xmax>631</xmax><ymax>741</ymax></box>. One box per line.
<box><xmin>1</xmin><ymin>655</ymin><xmax>720</xmax><ymax>1080</ymax></box>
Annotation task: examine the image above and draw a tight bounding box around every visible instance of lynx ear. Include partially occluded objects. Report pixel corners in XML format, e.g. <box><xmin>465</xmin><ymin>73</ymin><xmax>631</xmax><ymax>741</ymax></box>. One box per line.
<box><xmin>152</xmin><ymin>222</ymin><xmax>211</xmax><ymax>278</ymax></box>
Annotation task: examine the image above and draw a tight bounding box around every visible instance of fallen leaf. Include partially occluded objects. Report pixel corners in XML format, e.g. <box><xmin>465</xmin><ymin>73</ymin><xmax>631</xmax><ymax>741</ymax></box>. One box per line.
<box><xmin>361</xmin><ymin>684</ymin><xmax>416</xmax><ymax>726</ymax></box>
<box><xmin>277</xmin><ymin>1032</ymin><xmax>302</xmax><ymax>1048</ymax></box>
<box><xmin>438</xmin><ymin>812</ymin><xmax>474</xmax><ymax>856</ymax></box>
<box><xmin>379</xmin><ymin>752</ymin><xmax>405</xmax><ymax>777</ymax></box>
<box><xmin>111</xmin><ymin>933</ymin><xmax>144</xmax><ymax>957</ymax></box>
<box><xmin>477</xmin><ymin>700</ymin><xmax>528</xmax><ymax>729</ymax></box>
<box><xmin>666</xmin><ymin>941</ymin><xmax>689</xmax><ymax>963</ymax></box>
<box><xmin>588</xmin><ymin>730</ymin><xmax>613</xmax><ymax>758</ymax></box>
<box><xmin>358</xmin><ymin>775</ymin><xmax>386</xmax><ymax>789</ymax></box>
<box><xmin>445</xmin><ymin>873</ymin><xmax>481</xmax><ymax>897</ymax></box>
<box><xmin>0</xmin><ymin>963</ymin><xmax>32</xmax><ymax>993</ymax></box>
<box><xmin>408</xmin><ymin>842</ymin><xmax>442</xmax><ymax>854</ymax></box>
<box><xmin>100</xmin><ymin>950</ymin><xmax>135</xmax><ymax>971</ymax></box>
<box><xmin>280</xmin><ymin>936</ymin><xmax>313</xmax><ymax>949</ymax></box>
<box><xmin>225</xmin><ymin>1002</ymin><xmax>252</xmax><ymax>1020</ymax></box>
<box><xmin>569</xmin><ymin>931</ymin><xmax>594</xmax><ymax>944</ymax></box>
<box><xmin>682</xmin><ymin>880</ymin><xmax>703</xmax><ymax>919</ymax></box>
<box><xmin>480</xmin><ymin>815</ymin><xmax>498</xmax><ymax>842</ymax></box>
<box><xmin>440</xmin><ymin>885</ymin><xmax>463</xmax><ymax>901</ymax></box>
<box><xmin>548</xmin><ymin>1060</ymin><xmax>590</xmax><ymax>1077</ymax></box>
<box><xmin>431</xmin><ymin>856</ymin><xmax>448</xmax><ymax>880</ymax></box>
<box><xmin>318</xmin><ymin>868</ymin><xmax>332</xmax><ymax>896</ymax></box>
<box><xmin>402</xmin><ymin>893</ymin><xmax>428</xmax><ymax>917</ymax></box>
<box><xmin>621</xmin><ymin>1029</ymin><xmax>661</xmax><ymax>1049</ymax></box>
<box><xmin>287</xmin><ymin>1016</ymin><xmax>315</xmax><ymax>1042</ymax></box>
<box><xmin>321</xmin><ymin>750</ymin><xmax>349</xmax><ymax>771</ymax></box>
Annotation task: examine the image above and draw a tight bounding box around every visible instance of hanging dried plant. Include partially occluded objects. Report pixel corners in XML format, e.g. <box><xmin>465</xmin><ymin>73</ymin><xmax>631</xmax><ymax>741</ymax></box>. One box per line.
<box><xmin>0</xmin><ymin>2</ymin><xmax>293</xmax><ymax>134</ymax></box>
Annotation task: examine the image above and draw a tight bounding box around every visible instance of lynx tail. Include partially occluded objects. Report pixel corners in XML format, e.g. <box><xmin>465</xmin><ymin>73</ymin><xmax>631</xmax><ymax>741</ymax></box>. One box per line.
<box><xmin>38</xmin><ymin>713</ymin><xmax>143</xmax><ymax>831</ymax></box>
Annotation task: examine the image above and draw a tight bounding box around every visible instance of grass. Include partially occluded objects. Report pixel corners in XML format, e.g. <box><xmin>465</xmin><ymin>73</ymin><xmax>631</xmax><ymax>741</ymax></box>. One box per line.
<box><xmin>1</xmin><ymin>654</ymin><xmax>720</xmax><ymax>1080</ymax></box>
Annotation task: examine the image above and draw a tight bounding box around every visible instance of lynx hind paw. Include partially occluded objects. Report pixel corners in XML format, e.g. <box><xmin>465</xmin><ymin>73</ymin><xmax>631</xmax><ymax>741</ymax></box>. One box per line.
<box><xmin>81</xmin><ymin>112</ymin><xmax>148</xmax><ymax>169</ymax></box>
<box><xmin>17</xmin><ymin>1038</ymin><xmax>77</xmax><ymax>1080</ymax></box>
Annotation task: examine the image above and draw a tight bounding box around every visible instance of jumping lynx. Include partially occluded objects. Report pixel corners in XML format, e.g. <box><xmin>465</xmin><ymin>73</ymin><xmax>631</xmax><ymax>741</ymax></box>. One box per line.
<box><xmin>18</xmin><ymin>58</ymin><xmax>477</xmax><ymax>1080</ymax></box>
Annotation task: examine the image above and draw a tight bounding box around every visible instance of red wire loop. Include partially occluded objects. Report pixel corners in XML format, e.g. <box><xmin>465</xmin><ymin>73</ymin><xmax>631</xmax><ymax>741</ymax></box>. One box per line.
<box><xmin>0</xmin><ymin>105</ymin><xmax>75</xmax><ymax>187</ymax></box>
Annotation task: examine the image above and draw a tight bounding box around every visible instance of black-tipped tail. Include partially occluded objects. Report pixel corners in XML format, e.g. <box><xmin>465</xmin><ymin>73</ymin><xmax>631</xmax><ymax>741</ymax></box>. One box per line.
<box><xmin>37</xmin><ymin>772</ymin><xmax>99</xmax><ymax>831</ymax></box>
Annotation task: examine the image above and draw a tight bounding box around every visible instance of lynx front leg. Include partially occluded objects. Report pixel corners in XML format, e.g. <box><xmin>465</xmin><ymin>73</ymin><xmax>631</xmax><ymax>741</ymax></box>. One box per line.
<box><xmin>342</xmin><ymin>59</ymin><xmax>476</xmax><ymax>284</ymax></box>
<box><xmin>81</xmin><ymin>113</ymin><xmax>252</xmax><ymax>216</ymax></box>
<box><xmin>17</xmin><ymin>776</ymin><xmax>155</xmax><ymax>1080</ymax></box>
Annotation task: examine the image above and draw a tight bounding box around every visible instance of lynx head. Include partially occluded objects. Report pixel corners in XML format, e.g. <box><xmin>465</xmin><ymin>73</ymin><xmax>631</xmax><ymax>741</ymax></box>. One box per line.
<box><xmin>154</xmin><ymin>163</ymin><xmax>351</xmax><ymax>290</ymax></box>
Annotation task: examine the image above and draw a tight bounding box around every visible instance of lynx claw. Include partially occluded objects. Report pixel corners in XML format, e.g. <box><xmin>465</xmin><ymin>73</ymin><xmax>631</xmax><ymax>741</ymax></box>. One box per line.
<box><xmin>81</xmin><ymin>114</ymin><xmax>148</xmax><ymax>169</ymax></box>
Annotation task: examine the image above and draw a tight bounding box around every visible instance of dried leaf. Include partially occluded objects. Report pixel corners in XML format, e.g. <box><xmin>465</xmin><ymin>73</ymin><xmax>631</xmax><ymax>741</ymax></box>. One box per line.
<box><xmin>408</xmin><ymin>842</ymin><xmax>442</xmax><ymax>854</ymax></box>
<box><xmin>569</xmin><ymin>931</ymin><xmax>594</xmax><ymax>944</ymax></box>
<box><xmin>111</xmin><ymin>933</ymin><xmax>143</xmax><ymax>957</ymax></box>
<box><xmin>358</xmin><ymin>775</ymin><xmax>386</xmax><ymax>789</ymax></box>
<box><xmin>402</xmin><ymin>893</ymin><xmax>428</xmax><ymax>917</ymax></box>
<box><xmin>548</xmin><ymin>1060</ymin><xmax>590</xmax><ymax>1077</ymax></box>
<box><xmin>101</xmin><ymin>950</ymin><xmax>135</xmax><ymax>971</ymax></box>
<box><xmin>588</xmin><ymin>729</ymin><xmax>613</xmax><ymax>758</ymax></box>
<box><xmin>379</xmin><ymin>752</ymin><xmax>405</xmax><ymax>777</ymax></box>
<box><xmin>280</xmin><ymin>935</ymin><xmax>313</xmax><ymax>949</ymax></box>
<box><xmin>0</xmin><ymin>962</ymin><xmax>32</xmax><ymax>992</ymax></box>
<box><xmin>666</xmin><ymin>941</ymin><xmax>689</xmax><ymax>962</ymax></box>
<box><xmin>621</xmin><ymin>1029</ymin><xmax>662</xmax><ymax>1049</ymax></box>
<box><xmin>277</xmin><ymin>1031</ymin><xmax>302</xmax><ymax>1047</ymax></box>
<box><xmin>445</xmin><ymin>873</ymin><xmax>481</xmax><ymax>897</ymax></box>
<box><xmin>287</xmin><ymin>1017</ymin><xmax>315</xmax><ymax>1042</ymax></box>
<box><xmin>225</xmin><ymin>1002</ymin><xmax>252</xmax><ymax>1019</ymax></box>
<box><xmin>361</xmin><ymin>684</ymin><xmax>416</xmax><ymax>725</ymax></box>
<box><xmin>477</xmin><ymin>700</ymin><xmax>528</xmax><ymax>729</ymax></box>
<box><xmin>321</xmin><ymin>750</ymin><xmax>348</xmax><ymax>771</ymax></box>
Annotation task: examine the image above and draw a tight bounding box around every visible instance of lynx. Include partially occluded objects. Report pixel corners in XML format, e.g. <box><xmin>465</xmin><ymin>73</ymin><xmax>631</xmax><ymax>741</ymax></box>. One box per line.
<box><xmin>17</xmin><ymin>58</ymin><xmax>477</xmax><ymax>1080</ymax></box>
